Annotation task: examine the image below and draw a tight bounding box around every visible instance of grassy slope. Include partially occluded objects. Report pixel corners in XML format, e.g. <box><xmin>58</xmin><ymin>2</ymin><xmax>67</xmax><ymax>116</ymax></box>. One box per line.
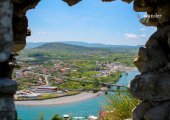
<box><xmin>20</xmin><ymin>42</ymin><xmax>138</xmax><ymax>66</ymax></box>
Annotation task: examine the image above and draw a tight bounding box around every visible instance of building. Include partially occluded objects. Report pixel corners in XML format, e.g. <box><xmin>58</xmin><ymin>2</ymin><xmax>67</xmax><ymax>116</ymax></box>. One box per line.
<box><xmin>36</xmin><ymin>86</ymin><xmax>59</xmax><ymax>93</ymax></box>
<box><xmin>15</xmin><ymin>90</ymin><xmax>39</xmax><ymax>98</ymax></box>
<box><xmin>15</xmin><ymin>71</ymin><xmax>23</xmax><ymax>79</ymax></box>
<box><xmin>63</xmin><ymin>114</ymin><xmax>69</xmax><ymax>120</ymax></box>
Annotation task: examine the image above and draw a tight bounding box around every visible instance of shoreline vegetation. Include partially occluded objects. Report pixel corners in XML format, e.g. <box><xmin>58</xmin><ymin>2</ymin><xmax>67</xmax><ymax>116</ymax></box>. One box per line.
<box><xmin>16</xmin><ymin>69</ymin><xmax>139</xmax><ymax>120</ymax></box>
<box><xmin>15</xmin><ymin>92</ymin><xmax>99</xmax><ymax>106</ymax></box>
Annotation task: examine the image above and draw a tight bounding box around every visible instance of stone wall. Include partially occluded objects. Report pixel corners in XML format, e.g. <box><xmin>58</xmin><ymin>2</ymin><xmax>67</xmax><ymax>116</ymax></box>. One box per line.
<box><xmin>0</xmin><ymin>0</ymin><xmax>170</xmax><ymax>119</ymax></box>
<box><xmin>0</xmin><ymin>0</ymin><xmax>40</xmax><ymax>119</ymax></box>
<box><xmin>128</xmin><ymin>0</ymin><xmax>170</xmax><ymax>119</ymax></box>
<box><xmin>0</xmin><ymin>0</ymin><xmax>17</xmax><ymax>119</ymax></box>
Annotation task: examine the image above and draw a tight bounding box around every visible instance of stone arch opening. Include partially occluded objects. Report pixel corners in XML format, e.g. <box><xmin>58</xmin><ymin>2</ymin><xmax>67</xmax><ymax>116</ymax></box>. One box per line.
<box><xmin>0</xmin><ymin>0</ymin><xmax>170</xmax><ymax>120</ymax></box>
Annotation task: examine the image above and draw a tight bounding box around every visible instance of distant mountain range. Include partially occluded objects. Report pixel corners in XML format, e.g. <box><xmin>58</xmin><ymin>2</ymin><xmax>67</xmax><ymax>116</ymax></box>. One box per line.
<box><xmin>26</xmin><ymin>42</ymin><xmax>46</xmax><ymax>49</ymax></box>
<box><xmin>60</xmin><ymin>41</ymin><xmax>143</xmax><ymax>48</ymax></box>
<box><xmin>26</xmin><ymin>41</ymin><xmax>143</xmax><ymax>49</ymax></box>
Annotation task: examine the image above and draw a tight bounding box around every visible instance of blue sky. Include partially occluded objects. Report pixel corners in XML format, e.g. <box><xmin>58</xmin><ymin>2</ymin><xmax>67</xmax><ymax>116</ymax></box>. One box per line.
<box><xmin>26</xmin><ymin>0</ymin><xmax>156</xmax><ymax>45</ymax></box>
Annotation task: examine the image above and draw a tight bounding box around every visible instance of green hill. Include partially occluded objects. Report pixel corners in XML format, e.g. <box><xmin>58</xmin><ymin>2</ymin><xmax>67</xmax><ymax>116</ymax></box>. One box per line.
<box><xmin>26</xmin><ymin>41</ymin><xmax>143</xmax><ymax>49</ymax></box>
<box><xmin>20</xmin><ymin>42</ymin><xmax>138</xmax><ymax>66</ymax></box>
<box><xmin>34</xmin><ymin>42</ymin><xmax>103</xmax><ymax>52</ymax></box>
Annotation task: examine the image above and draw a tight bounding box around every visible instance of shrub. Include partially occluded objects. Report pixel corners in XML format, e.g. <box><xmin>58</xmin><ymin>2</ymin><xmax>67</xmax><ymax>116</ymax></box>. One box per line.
<box><xmin>103</xmin><ymin>91</ymin><xmax>140</xmax><ymax>120</ymax></box>
<box><xmin>51</xmin><ymin>113</ymin><xmax>62</xmax><ymax>120</ymax></box>
<box><xmin>39</xmin><ymin>113</ymin><xmax>45</xmax><ymax>120</ymax></box>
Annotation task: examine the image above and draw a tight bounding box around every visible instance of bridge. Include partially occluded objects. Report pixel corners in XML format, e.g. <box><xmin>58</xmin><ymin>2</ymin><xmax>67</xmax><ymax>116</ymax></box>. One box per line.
<box><xmin>63</xmin><ymin>79</ymin><xmax>127</xmax><ymax>92</ymax></box>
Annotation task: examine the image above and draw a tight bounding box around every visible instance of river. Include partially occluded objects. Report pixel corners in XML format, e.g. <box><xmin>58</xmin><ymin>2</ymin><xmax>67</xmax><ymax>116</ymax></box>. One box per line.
<box><xmin>16</xmin><ymin>69</ymin><xmax>139</xmax><ymax>120</ymax></box>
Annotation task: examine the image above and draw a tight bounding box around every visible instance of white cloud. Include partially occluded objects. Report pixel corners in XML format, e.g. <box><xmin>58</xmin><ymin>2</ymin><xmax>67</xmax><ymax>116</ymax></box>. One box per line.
<box><xmin>124</xmin><ymin>33</ymin><xmax>147</xmax><ymax>39</ymax></box>
<box><xmin>124</xmin><ymin>33</ymin><xmax>139</xmax><ymax>39</ymax></box>
<box><xmin>140</xmin><ymin>28</ymin><xmax>146</xmax><ymax>31</ymax></box>
<box><xmin>140</xmin><ymin>33</ymin><xmax>147</xmax><ymax>37</ymax></box>
<box><xmin>37</xmin><ymin>31</ymin><xmax>46</xmax><ymax>34</ymax></box>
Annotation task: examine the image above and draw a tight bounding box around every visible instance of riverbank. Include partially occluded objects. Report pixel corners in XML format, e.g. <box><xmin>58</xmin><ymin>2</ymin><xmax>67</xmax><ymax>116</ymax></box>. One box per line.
<box><xmin>15</xmin><ymin>92</ymin><xmax>99</xmax><ymax>106</ymax></box>
<box><xmin>16</xmin><ymin>70</ymin><xmax>139</xmax><ymax>120</ymax></box>
<box><xmin>124</xmin><ymin>66</ymin><xmax>137</xmax><ymax>72</ymax></box>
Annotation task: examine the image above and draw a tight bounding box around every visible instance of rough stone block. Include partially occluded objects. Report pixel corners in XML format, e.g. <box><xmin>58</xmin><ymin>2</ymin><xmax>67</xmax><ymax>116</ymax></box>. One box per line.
<box><xmin>132</xmin><ymin>102</ymin><xmax>152</xmax><ymax>120</ymax></box>
<box><xmin>144</xmin><ymin>101</ymin><xmax>170</xmax><ymax>120</ymax></box>
<box><xmin>0</xmin><ymin>78</ymin><xmax>18</xmax><ymax>94</ymax></box>
<box><xmin>129</xmin><ymin>74</ymin><xmax>170</xmax><ymax>101</ymax></box>
<box><xmin>0</xmin><ymin>0</ymin><xmax>13</xmax><ymax>62</ymax></box>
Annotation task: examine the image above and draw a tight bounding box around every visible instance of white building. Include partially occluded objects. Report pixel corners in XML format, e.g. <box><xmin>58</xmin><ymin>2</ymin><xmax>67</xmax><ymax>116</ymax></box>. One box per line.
<box><xmin>15</xmin><ymin>91</ymin><xmax>39</xmax><ymax>98</ymax></box>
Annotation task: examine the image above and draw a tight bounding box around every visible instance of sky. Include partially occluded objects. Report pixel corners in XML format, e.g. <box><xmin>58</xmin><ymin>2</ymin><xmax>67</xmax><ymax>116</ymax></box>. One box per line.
<box><xmin>26</xmin><ymin>0</ymin><xmax>156</xmax><ymax>45</ymax></box>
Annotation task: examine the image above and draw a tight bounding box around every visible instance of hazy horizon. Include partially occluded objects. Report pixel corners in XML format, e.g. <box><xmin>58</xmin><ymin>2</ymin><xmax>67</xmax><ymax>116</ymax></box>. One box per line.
<box><xmin>27</xmin><ymin>41</ymin><xmax>144</xmax><ymax>46</ymax></box>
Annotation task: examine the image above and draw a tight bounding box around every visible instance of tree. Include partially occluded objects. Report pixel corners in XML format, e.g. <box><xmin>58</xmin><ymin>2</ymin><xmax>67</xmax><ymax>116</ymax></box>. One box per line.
<box><xmin>51</xmin><ymin>113</ymin><xmax>62</xmax><ymax>120</ymax></box>
<box><xmin>39</xmin><ymin>113</ymin><xmax>45</xmax><ymax>120</ymax></box>
<box><xmin>93</xmin><ymin>79</ymin><xmax>100</xmax><ymax>88</ymax></box>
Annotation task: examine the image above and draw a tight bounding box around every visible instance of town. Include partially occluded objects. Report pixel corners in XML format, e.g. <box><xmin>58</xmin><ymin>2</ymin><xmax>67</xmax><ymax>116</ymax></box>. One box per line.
<box><xmin>13</xmin><ymin>42</ymin><xmax>136</xmax><ymax>100</ymax></box>
<box><xmin>13</xmin><ymin>60</ymin><xmax>131</xmax><ymax>100</ymax></box>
